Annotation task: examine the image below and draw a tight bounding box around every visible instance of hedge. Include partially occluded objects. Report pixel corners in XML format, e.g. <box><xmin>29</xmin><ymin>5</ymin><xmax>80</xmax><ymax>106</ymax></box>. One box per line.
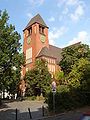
<box><xmin>46</xmin><ymin>85</ymin><xmax>90</xmax><ymax>113</ymax></box>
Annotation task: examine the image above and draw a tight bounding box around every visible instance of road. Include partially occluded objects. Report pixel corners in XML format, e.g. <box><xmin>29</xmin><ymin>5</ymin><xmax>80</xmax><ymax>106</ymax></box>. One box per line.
<box><xmin>0</xmin><ymin>100</ymin><xmax>90</xmax><ymax>120</ymax></box>
<box><xmin>0</xmin><ymin>100</ymin><xmax>46</xmax><ymax>120</ymax></box>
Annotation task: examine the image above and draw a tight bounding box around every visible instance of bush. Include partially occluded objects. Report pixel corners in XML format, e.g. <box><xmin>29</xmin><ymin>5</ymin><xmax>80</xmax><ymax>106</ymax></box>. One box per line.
<box><xmin>26</xmin><ymin>96</ymin><xmax>36</xmax><ymax>101</ymax></box>
<box><xmin>46</xmin><ymin>91</ymin><xmax>74</xmax><ymax>113</ymax></box>
<box><xmin>36</xmin><ymin>95</ymin><xmax>44</xmax><ymax>101</ymax></box>
<box><xmin>56</xmin><ymin>85</ymin><xmax>69</xmax><ymax>93</ymax></box>
<box><xmin>46</xmin><ymin>86</ymin><xmax>90</xmax><ymax>113</ymax></box>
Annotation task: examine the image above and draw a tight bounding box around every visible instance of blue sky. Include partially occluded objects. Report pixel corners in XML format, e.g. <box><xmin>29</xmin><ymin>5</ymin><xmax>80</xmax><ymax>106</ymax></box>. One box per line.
<box><xmin>0</xmin><ymin>0</ymin><xmax>90</xmax><ymax>48</ymax></box>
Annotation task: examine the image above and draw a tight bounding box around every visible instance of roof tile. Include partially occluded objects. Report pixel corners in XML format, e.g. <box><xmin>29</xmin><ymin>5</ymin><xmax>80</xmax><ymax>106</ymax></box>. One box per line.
<box><xmin>37</xmin><ymin>45</ymin><xmax>62</xmax><ymax>64</ymax></box>
<box><xmin>24</xmin><ymin>14</ymin><xmax>48</xmax><ymax>30</ymax></box>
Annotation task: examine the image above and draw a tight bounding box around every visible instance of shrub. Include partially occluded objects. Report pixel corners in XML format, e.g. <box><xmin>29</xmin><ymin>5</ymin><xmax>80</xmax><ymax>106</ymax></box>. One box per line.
<box><xmin>57</xmin><ymin>85</ymin><xmax>69</xmax><ymax>93</ymax></box>
<box><xmin>46</xmin><ymin>86</ymin><xmax>90</xmax><ymax>113</ymax></box>
<box><xmin>26</xmin><ymin>96</ymin><xmax>36</xmax><ymax>101</ymax></box>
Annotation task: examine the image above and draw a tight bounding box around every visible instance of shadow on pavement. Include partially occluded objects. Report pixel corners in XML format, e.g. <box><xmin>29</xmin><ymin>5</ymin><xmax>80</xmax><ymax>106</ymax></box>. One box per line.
<box><xmin>0</xmin><ymin>99</ymin><xmax>26</xmax><ymax>109</ymax></box>
<box><xmin>0</xmin><ymin>102</ymin><xmax>9</xmax><ymax>109</ymax></box>
<box><xmin>0</xmin><ymin>106</ymin><xmax>48</xmax><ymax>120</ymax></box>
<box><xmin>0</xmin><ymin>106</ymin><xmax>90</xmax><ymax>120</ymax></box>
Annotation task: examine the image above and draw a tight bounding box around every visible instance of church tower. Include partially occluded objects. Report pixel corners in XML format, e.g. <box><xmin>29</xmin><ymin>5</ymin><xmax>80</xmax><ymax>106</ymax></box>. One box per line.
<box><xmin>22</xmin><ymin>14</ymin><xmax>49</xmax><ymax>76</ymax></box>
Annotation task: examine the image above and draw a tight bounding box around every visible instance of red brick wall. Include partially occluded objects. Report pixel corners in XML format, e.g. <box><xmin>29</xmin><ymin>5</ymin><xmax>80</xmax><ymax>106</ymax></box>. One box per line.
<box><xmin>22</xmin><ymin>23</ymin><xmax>49</xmax><ymax>76</ymax></box>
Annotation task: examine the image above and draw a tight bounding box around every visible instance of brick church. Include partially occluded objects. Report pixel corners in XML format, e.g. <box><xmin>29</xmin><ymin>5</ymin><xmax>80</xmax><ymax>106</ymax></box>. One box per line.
<box><xmin>19</xmin><ymin>14</ymin><xmax>81</xmax><ymax>95</ymax></box>
<box><xmin>22</xmin><ymin>14</ymin><xmax>62</xmax><ymax>78</ymax></box>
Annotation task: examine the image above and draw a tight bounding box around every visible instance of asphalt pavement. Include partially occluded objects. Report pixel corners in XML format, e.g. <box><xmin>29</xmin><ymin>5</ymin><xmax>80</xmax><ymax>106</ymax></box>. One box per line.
<box><xmin>0</xmin><ymin>100</ymin><xmax>90</xmax><ymax>120</ymax></box>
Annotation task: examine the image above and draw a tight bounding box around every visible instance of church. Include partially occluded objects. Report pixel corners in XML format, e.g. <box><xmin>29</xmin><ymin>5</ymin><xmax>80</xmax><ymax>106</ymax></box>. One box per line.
<box><xmin>22</xmin><ymin>14</ymin><xmax>63</xmax><ymax>78</ymax></box>
<box><xmin>19</xmin><ymin>14</ymin><xmax>81</xmax><ymax>94</ymax></box>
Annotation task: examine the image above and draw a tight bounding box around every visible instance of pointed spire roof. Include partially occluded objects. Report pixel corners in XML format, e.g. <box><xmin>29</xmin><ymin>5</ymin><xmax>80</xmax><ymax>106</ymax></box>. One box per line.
<box><xmin>24</xmin><ymin>14</ymin><xmax>48</xmax><ymax>31</ymax></box>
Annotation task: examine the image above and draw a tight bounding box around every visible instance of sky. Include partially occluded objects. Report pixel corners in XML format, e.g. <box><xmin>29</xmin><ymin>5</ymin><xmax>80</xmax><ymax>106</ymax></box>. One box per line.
<box><xmin>0</xmin><ymin>0</ymin><xmax>90</xmax><ymax>48</ymax></box>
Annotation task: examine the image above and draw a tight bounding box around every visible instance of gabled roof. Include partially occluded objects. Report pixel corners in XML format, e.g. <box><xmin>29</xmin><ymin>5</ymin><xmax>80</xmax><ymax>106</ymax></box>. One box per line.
<box><xmin>24</xmin><ymin>14</ymin><xmax>48</xmax><ymax>31</ymax></box>
<box><xmin>37</xmin><ymin>45</ymin><xmax>62</xmax><ymax>64</ymax></box>
<box><xmin>36</xmin><ymin>42</ymin><xmax>81</xmax><ymax>64</ymax></box>
<box><xmin>49</xmin><ymin>45</ymin><xmax>62</xmax><ymax>63</ymax></box>
<box><xmin>36</xmin><ymin>47</ymin><xmax>56</xmax><ymax>59</ymax></box>
<box><xmin>62</xmin><ymin>42</ymin><xmax>81</xmax><ymax>49</ymax></box>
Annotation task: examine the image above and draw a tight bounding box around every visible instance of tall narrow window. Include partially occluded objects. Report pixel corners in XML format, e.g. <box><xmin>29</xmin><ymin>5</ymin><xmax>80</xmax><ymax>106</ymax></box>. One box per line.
<box><xmin>30</xmin><ymin>27</ymin><xmax>32</xmax><ymax>34</ymax></box>
<box><xmin>28</xmin><ymin>27</ymin><xmax>32</xmax><ymax>35</ymax></box>
<box><xmin>25</xmin><ymin>30</ymin><xmax>29</xmax><ymax>37</ymax></box>
<box><xmin>39</xmin><ymin>25</ymin><xmax>45</xmax><ymax>34</ymax></box>
<box><xmin>34</xmin><ymin>25</ymin><xmax>37</xmax><ymax>34</ymax></box>
<box><xmin>39</xmin><ymin>26</ymin><xmax>41</xmax><ymax>33</ymax></box>
<box><xmin>42</xmin><ymin>27</ymin><xmax>44</xmax><ymax>33</ymax></box>
<box><xmin>26</xmin><ymin>47</ymin><xmax>32</xmax><ymax>64</ymax></box>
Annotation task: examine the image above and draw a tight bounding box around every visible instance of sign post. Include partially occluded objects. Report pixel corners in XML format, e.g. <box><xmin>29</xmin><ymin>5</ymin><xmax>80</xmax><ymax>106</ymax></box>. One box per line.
<box><xmin>52</xmin><ymin>81</ymin><xmax>56</xmax><ymax>114</ymax></box>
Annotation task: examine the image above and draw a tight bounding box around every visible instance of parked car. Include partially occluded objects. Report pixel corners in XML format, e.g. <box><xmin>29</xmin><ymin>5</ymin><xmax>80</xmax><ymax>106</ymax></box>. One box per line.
<box><xmin>80</xmin><ymin>113</ymin><xmax>90</xmax><ymax>120</ymax></box>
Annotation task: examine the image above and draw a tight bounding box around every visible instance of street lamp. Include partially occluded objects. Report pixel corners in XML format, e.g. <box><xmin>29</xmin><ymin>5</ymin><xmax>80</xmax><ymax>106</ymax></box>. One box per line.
<box><xmin>52</xmin><ymin>80</ymin><xmax>56</xmax><ymax>113</ymax></box>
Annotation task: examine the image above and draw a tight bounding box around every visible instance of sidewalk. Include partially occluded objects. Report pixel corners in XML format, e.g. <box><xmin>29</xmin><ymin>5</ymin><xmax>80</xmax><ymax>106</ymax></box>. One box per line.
<box><xmin>38</xmin><ymin>106</ymin><xmax>90</xmax><ymax>120</ymax></box>
<box><xmin>0</xmin><ymin>100</ymin><xmax>90</xmax><ymax>120</ymax></box>
<box><xmin>0</xmin><ymin>100</ymin><xmax>46</xmax><ymax>120</ymax></box>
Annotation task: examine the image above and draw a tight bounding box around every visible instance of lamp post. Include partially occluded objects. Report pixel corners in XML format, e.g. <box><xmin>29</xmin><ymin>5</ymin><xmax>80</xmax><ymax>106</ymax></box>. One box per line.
<box><xmin>52</xmin><ymin>80</ymin><xmax>56</xmax><ymax>114</ymax></box>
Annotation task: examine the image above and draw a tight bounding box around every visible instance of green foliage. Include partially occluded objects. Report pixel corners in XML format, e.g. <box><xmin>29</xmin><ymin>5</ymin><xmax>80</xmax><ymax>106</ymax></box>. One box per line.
<box><xmin>67</xmin><ymin>58</ymin><xmax>90</xmax><ymax>88</ymax></box>
<box><xmin>25</xmin><ymin>59</ymin><xmax>51</xmax><ymax>96</ymax></box>
<box><xmin>46</xmin><ymin>87</ymin><xmax>90</xmax><ymax>113</ymax></box>
<box><xmin>46</xmin><ymin>43</ymin><xmax>90</xmax><ymax>113</ymax></box>
<box><xmin>60</xmin><ymin>43</ymin><xmax>90</xmax><ymax>93</ymax></box>
<box><xmin>0</xmin><ymin>10</ymin><xmax>25</xmax><ymax>93</ymax></box>
<box><xmin>80</xmin><ymin>63</ymin><xmax>90</xmax><ymax>92</ymax></box>
<box><xmin>56</xmin><ymin>85</ymin><xmax>70</xmax><ymax>93</ymax></box>
<box><xmin>26</xmin><ymin>96</ymin><xmax>36</xmax><ymax>101</ymax></box>
<box><xmin>60</xmin><ymin>43</ymin><xmax>90</xmax><ymax>74</ymax></box>
<box><xmin>54</xmin><ymin>70</ymin><xmax>64</xmax><ymax>85</ymax></box>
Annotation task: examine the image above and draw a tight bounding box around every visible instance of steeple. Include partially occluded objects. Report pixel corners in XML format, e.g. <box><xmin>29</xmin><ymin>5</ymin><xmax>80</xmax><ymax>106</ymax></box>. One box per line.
<box><xmin>22</xmin><ymin>13</ymin><xmax>49</xmax><ymax>76</ymax></box>
<box><xmin>24</xmin><ymin>14</ymin><xmax>48</xmax><ymax>31</ymax></box>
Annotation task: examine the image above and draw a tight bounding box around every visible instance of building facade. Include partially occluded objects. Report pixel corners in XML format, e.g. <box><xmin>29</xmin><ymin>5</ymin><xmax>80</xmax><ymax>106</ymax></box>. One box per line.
<box><xmin>22</xmin><ymin>14</ymin><xmax>62</xmax><ymax>78</ymax></box>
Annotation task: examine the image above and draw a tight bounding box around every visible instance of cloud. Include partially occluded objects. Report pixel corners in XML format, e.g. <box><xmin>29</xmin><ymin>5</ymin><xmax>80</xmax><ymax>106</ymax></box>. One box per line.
<box><xmin>68</xmin><ymin>31</ymin><xmax>90</xmax><ymax>46</ymax></box>
<box><xmin>57</xmin><ymin>0</ymin><xmax>85</xmax><ymax>22</ymax></box>
<box><xmin>28</xmin><ymin>0</ymin><xmax>44</xmax><ymax>6</ymax></box>
<box><xmin>66</xmin><ymin>0</ymin><xmax>78</xmax><ymax>6</ymax></box>
<box><xmin>48</xmin><ymin>16</ymin><xmax>55</xmax><ymax>22</ymax></box>
<box><xmin>27</xmin><ymin>13</ymin><xmax>33</xmax><ymax>19</ymax></box>
<box><xmin>57</xmin><ymin>0</ymin><xmax>78</xmax><ymax>7</ymax></box>
<box><xmin>70</xmin><ymin>4</ymin><xmax>84</xmax><ymax>21</ymax></box>
<box><xmin>57</xmin><ymin>0</ymin><xmax>66</xmax><ymax>7</ymax></box>
<box><xmin>62</xmin><ymin>7</ymin><xmax>69</xmax><ymax>15</ymax></box>
<box><xmin>49</xmin><ymin>27</ymin><xmax>67</xmax><ymax>45</ymax></box>
<box><xmin>57</xmin><ymin>0</ymin><xmax>83</xmax><ymax>7</ymax></box>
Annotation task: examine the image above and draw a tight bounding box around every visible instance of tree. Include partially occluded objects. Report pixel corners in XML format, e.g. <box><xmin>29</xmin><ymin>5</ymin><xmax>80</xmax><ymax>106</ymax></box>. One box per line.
<box><xmin>25</xmin><ymin>59</ymin><xmax>51</xmax><ymax>96</ymax></box>
<box><xmin>59</xmin><ymin>43</ymin><xmax>90</xmax><ymax>90</ymax></box>
<box><xmin>54</xmin><ymin>70</ymin><xmax>64</xmax><ymax>85</ymax></box>
<box><xmin>80</xmin><ymin>62</ymin><xmax>90</xmax><ymax>91</ymax></box>
<box><xmin>0</xmin><ymin>10</ymin><xmax>25</xmax><ymax>93</ymax></box>
<box><xmin>67</xmin><ymin>58</ymin><xmax>90</xmax><ymax>88</ymax></box>
<box><xmin>60</xmin><ymin>43</ymin><xmax>90</xmax><ymax>75</ymax></box>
